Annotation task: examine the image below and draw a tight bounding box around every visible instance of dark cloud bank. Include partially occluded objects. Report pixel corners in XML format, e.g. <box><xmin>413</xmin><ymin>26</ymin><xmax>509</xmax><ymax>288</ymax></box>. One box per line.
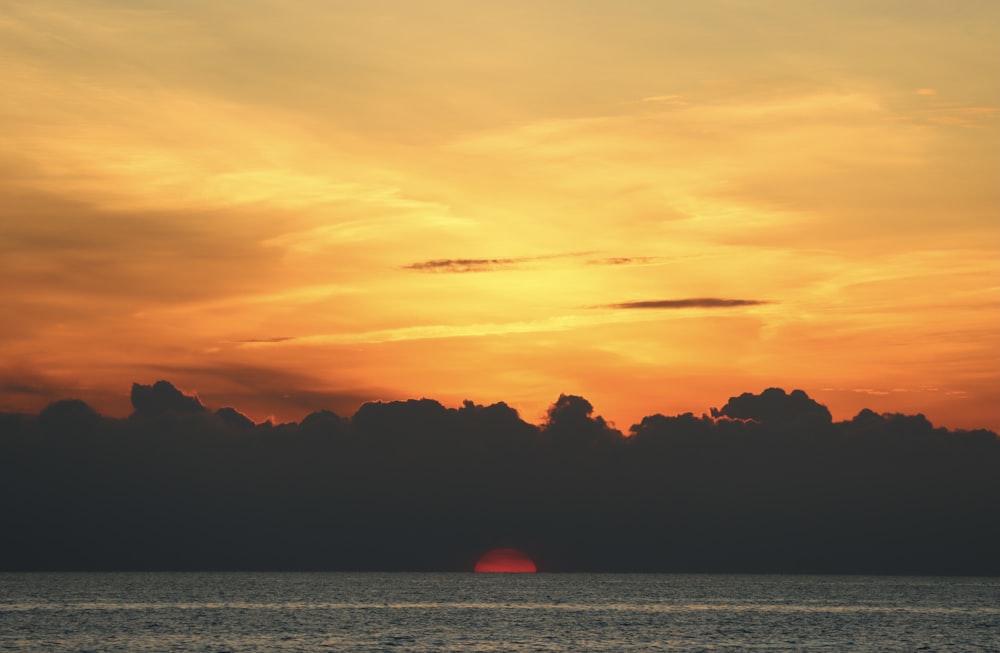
<box><xmin>1</xmin><ymin>382</ymin><xmax>997</xmax><ymax>574</ymax></box>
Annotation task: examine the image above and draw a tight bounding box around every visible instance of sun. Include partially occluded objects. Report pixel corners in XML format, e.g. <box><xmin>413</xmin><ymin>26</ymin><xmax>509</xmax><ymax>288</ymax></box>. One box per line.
<box><xmin>474</xmin><ymin>548</ymin><xmax>537</xmax><ymax>573</ymax></box>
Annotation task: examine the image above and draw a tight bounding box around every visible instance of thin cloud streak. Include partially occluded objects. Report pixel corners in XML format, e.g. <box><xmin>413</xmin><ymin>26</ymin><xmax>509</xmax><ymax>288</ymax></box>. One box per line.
<box><xmin>236</xmin><ymin>337</ymin><xmax>296</xmax><ymax>343</ymax></box>
<box><xmin>586</xmin><ymin>256</ymin><xmax>664</xmax><ymax>266</ymax></box>
<box><xmin>404</xmin><ymin>257</ymin><xmax>528</xmax><ymax>273</ymax></box>
<box><xmin>605</xmin><ymin>298</ymin><xmax>772</xmax><ymax>310</ymax></box>
<box><xmin>240</xmin><ymin>311</ymin><xmax>671</xmax><ymax>346</ymax></box>
<box><xmin>404</xmin><ymin>252</ymin><xmax>593</xmax><ymax>273</ymax></box>
<box><xmin>245</xmin><ymin>316</ymin><xmax>593</xmax><ymax>346</ymax></box>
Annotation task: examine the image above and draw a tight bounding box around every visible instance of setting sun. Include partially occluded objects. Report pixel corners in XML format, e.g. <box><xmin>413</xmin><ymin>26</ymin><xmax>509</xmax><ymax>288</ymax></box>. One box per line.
<box><xmin>474</xmin><ymin>549</ymin><xmax>538</xmax><ymax>573</ymax></box>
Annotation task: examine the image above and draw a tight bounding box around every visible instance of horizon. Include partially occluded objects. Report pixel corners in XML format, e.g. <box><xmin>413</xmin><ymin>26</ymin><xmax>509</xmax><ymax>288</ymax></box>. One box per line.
<box><xmin>7</xmin><ymin>379</ymin><xmax>999</xmax><ymax>436</ymax></box>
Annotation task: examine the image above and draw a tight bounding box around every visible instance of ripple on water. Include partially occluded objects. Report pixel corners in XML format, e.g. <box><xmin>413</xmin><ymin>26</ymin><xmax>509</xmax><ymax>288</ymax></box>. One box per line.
<box><xmin>1</xmin><ymin>573</ymin><xmax>998</xmax><ymax>652</ymax></box>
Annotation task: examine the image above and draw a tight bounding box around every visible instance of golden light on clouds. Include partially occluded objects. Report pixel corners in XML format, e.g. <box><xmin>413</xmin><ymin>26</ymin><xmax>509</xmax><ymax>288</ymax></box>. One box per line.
<box><xmin>1</xmin><ymin>1</ymin><xmax>998</xmax><ymax>431</ymax></box>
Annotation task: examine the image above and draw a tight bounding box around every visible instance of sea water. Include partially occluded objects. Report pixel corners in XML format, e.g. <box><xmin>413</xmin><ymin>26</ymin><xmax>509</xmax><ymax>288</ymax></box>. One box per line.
<box><xmin>1</xmin><ymin>572</ymin><xmax>998</xmax><ymax>652</ymax></box>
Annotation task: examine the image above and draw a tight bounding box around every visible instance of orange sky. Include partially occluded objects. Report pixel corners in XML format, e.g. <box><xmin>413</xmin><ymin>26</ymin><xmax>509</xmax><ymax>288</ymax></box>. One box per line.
<box><xmin>2</xmin><ymin>1</ymin><xmax>998</xmax><ymax>431</ymax></box>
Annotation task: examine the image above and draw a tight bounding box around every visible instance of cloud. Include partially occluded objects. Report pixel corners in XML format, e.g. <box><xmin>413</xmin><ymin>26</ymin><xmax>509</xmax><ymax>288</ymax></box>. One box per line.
<box><xmin>404</xmin><ymin>252</ymin><xmax>670</xmax><ymax>273</ymax></box>
<box><xmin>404</xmin><ymin>257</ymin><xmax>528</xmax><ymax>273</ymax></box>
<box><xmin>543</xmin><ymin>393</ymin><xmax>622</xmax><ymax>449</ymax></box>
<box><xmin>236</xmin><ymin>336</ymin><xmax>296</xmax><ymax>343</ymax></box>
<box><xmin>603</xmin><ymin>298</ymin><xmax>770</xmax><ymax>309</ymax></box>
<box><xmin>404</xmin><ymin>252</ymin><xmax>592</xmax><ymax>273</ymax></box>
<box><xmin>586</xmin><ymin>256</ymin><xmax>663</xmax><ymax>266</ymax></box>
<box><xmin>920</xmin><ymin>105</ymin><xmax>999</xmax><ymax>127</ymax></box>
<box><xmin>130</xmin><ymin>380</ymin><xmax>206</xmax><ymax>417</ymax></box>
<box><xmin>0</xmin><ymin>381</ymin><xmax>51</xmax><ymax>398</ymax></box>
<box><xmin>640</xmin><ymin>94</ymin><xmax>685</xmax><ymax>104</ymax></box>
<box><xmin>278</xmin><ymin>314</ymin><xmax>603</xmax><ymax>345</ymax></box>
<box><xmin>148</xmin><ymin>363</ymin><xmax>384</xmax><ymax>423</ymax></box>
<box><xmin>712</xmin><ymin>387</ymin><xmax>832</xmax><ymax>431</ymax></box>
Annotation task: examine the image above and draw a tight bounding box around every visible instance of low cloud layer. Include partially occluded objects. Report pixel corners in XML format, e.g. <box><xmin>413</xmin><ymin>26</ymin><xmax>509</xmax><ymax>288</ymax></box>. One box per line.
<box><xmin>1</xmin><ymin>381</ymin><xmax>996</xmax><ymax>574</ymax></box>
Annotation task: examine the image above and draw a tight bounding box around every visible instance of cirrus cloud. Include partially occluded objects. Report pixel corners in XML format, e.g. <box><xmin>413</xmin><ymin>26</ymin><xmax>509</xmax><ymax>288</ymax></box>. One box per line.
<box><xmin>603</xmin><ymin>298</ymin><xmax>771</xmax><ymax>310</ymax></box>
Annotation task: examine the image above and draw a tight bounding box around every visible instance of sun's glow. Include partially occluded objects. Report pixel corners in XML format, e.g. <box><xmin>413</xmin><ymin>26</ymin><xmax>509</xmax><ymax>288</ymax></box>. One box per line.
<box><xmin>0</xmin><ymin>2</ymin><xmax>997</xmax><ymax>432</ymax></box>
<box><xmin>474</xmin><ymin>548</ymin><xmax>538</xmax><ymax>573</ymax></box>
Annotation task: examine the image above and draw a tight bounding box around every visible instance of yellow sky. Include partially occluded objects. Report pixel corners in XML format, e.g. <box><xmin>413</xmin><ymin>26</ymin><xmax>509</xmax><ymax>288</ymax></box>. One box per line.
<box><xmin>2</xmin><ymin>0</ymin><xmax>998</xmax><ymax>431</ymax></box>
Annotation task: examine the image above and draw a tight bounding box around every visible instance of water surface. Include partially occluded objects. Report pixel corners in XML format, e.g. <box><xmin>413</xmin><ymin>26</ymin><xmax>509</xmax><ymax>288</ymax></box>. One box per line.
<box><xmin>2</xmin><ymin>572</ymin><xmax>998</xmax><ymax>651</ymax></box>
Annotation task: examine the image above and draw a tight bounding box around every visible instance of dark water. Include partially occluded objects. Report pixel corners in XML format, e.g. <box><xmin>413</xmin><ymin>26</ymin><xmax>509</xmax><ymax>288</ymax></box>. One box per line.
<box><xmin>1</xmin><ymin>572</ymin><xmax>998</xmax><ymax>652</ymax></box>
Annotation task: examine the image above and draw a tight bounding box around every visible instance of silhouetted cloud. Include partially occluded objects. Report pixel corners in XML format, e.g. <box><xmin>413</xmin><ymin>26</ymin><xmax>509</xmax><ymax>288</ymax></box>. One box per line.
<box><xmin>149</xmin><ymin>363</ymin><xmax>385</xmax><ymax>421</ymax></box>
<box><xmin>130</xmin><ymin>380</ymin><xmax>205</xmax><ymax>417</ymax></box>
<box><xmin>38</xmin><ymin>399</ymin><xmax>102</xmax><ymax>434</ymax></box>
<box><xmin>543</xmin><ymin>394</ymin><xmax>622</xmax><ymax>449</ymax></box>
<box><xmin>604</xmin><ymin>298</ymin><xmax>770</xmax><ymax>309</ymax></box>
<box><xmin>215</xmin><ymin>406</ymin><xmax>255</xmax><ymax>430</ymax></box>
<box><xmin>714</xmin><ymin>387</ymin><xmax>833</xmax><ymax>432</ymax></box>
<box><xmin>0</xmin><ymin>383</ymin><xmax>996</xmax><ymax>574</ymax></box>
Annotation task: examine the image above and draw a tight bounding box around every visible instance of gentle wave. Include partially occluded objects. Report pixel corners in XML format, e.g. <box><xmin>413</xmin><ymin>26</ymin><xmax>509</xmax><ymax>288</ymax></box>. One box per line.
<box><xmin>3</xmin><ymin>573</ymin><xmax>998</xmax><ymax>653</ymax></box>
<box><xmin>4</xmin><ymin>600</ymin><xmax>999</xmax><ymax>616</ymax></box>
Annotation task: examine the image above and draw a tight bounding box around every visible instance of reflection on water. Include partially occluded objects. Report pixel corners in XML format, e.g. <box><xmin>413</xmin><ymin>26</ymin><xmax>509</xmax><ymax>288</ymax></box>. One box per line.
<box><xmin>1</xmin><ymin>573</ymin><xmax>998</xmax><ymax>652</ymax></box>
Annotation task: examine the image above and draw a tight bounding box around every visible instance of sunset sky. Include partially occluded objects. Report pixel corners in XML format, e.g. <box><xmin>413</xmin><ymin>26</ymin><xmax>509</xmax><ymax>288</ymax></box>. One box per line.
<box><xmin>2</xmin><ymin>0</ymin><xmax>998</xmax><ymax>431</ymax></box>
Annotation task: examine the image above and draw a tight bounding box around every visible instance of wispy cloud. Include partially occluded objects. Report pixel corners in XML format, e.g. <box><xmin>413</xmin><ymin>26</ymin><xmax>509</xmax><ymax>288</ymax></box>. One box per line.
<box><xmin>586</xmin><ymin>256</ymin><xmax>664</xmax><ymax>266</ymax></box>
<box><xmin>404</xmin><ymin>257</ymin><xmax>528</xmax><ymax>273</ymax></box>
<box><xmin>404</xmin><ymin>252</ymin><xmax>591</xmax><ymax>273</ymax></box>
<box><xmin>231</xmin><ymin>298</ymin><xmax>774</xmax><ymax>349</ymax></box>
<box><xmin>639</xmin><ymin>94</ymin><xmax>686</xmax><ymax>105</ymax></box>
<box><xmin>603</xmin><ymin>298</ymin><xmax>771</xmax><ymax>310</ymax></box>
<box><xmin>236</xmin><ymin>336</ymin><xmax>296</xmax><ymax>343</ymax></box>
<box><xmin>243</xmin><ymin>315</ymin><xmax>595</xmax><ymax>345</ymax></box>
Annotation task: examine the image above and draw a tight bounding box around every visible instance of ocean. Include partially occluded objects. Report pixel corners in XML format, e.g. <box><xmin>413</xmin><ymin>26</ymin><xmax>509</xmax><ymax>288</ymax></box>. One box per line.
<box><xmin>1</xmin><ymin>572</ymin><xmax>997</xmax><ymax>652</ymax></box>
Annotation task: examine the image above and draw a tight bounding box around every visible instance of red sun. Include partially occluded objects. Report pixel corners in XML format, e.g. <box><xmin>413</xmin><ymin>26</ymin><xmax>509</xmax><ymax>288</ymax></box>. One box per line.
<box><xmin>474</xmin><ymin>548</ymin><xmax>537</xmax><ymax>573</ymax></box>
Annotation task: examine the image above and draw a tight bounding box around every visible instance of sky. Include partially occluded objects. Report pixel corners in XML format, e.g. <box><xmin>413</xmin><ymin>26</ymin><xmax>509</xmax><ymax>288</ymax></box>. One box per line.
<box><xmin>1</xmin><ymin>0</ymin><xmax>998</xmax><ymax>431</ymax></box>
